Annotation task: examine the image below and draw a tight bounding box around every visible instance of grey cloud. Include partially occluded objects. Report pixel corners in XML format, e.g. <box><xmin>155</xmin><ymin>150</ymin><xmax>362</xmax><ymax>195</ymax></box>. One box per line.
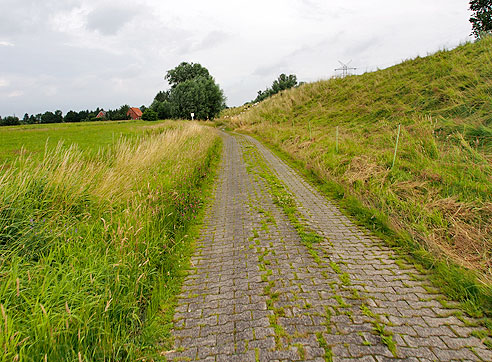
<box><xmin>0</xmin><ymin>37</ymin><xmax>146</xmax><ymax>114</ymax></box>
<box><xmin>199</xmin><ymin>31</ymin><xmax>229</xmax><ymax>50</ymax></box>
<box><xmin>343</xmin><ymin>37</ymin><xmax>379</xmax><ymax>58</ymax></box>
<box><xmin>286</xmin><ymin>31</ymin><xmax>343</xmax><ymax>57</ymax></box>
<box><xmin>252</xmin><ymin>61</ymin><xmax>289</xmax><ymax>77</ymax></box>
<box><xmin>178</xmin><ymin>30</ymin><xmax>230</xmax><ymax>54</ymax></box>
<box><xmin>296</xmin><ymin>0</ymin><xmax>349</xmax><ymax>21</ymax></box>
<box><xmin>296</xmin><ymin>0</ymin><xmax>325</xmax><ymax>20</ymax></box>
<box><xmin>0</xmin><ymin>0</ymin><xmax>81</xmax><ymax>35</ymax></box>
<box><xmin>86</xmin><ymin>7</ymin><xmax>137</xmax><ymax>35</ymax></box>
<box><xmin>0</xmin><ymin>38</ymin><xmax>125</xmax><ymax>77</ymax></box>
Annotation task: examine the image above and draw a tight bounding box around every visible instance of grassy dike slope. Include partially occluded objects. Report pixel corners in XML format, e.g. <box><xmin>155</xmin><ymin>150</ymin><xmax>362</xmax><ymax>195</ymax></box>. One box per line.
<box><xmin>0</xmin><ymin>122</ymin><xmax>221</xmax><ymax>360</ymax></box>
<box><xmin>227</xmin><ymin>37</ymin><xmax>492</xmax><ymax>315</ymax></box>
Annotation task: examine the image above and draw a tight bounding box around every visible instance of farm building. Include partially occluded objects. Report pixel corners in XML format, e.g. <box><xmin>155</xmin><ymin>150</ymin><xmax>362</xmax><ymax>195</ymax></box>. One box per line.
<box><xmin>127</xmin><ymin>107</ymin><xmax>143</xmax><ymax>120</ymax></box>
<box><xmin>96</xmin><ymin>111</ymin><xmax>106</xmax><ymax>119</ymax></box>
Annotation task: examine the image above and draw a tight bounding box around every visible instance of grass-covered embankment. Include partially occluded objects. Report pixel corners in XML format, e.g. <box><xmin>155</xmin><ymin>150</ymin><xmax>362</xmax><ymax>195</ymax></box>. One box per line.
<box><xmin>0</xmin><ymin>121</ymin><xmax>221</xmax><ymax>360</ymax></box>
<box><xmin>226</xmin><ymin>37</ymin><xmax>492</xmax><ymax>317</ymax></box>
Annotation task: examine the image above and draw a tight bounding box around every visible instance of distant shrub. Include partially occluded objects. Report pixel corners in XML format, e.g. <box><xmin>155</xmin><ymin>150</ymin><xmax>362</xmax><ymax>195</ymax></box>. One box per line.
<box><xmin>142</xmin><ymin>108</ymin><xmax>158</xmax><ymax>121</ymax></box>
<box><xmin>0</xmin><ymin>116</ymin><xmax>20</xmax><ymax>126</ymax></box>
<box><xmin>254</xmin><ymin>74</ymin><xmax>298</xmax><ymax>103</ymax></box>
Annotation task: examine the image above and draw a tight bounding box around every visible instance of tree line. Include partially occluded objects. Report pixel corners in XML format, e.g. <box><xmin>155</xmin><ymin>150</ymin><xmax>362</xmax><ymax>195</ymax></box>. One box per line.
<box><xmin>0</xmin><ymin>66</ymin><xmax>301</xmax><ymax>127</ymax></box>
<box><xmin>0</xmin><ymin>62</ymin><xmax>225</xmax><ymax>126</ymax></box>
<box><xmin>0</xmin><ymin>104</ymin><xmax>147</xmax><ymax>127</ymax></box>
<box><xmin>149</xmin><ymin>64</ymin><xmax>300</xmax><ymax>120</ymax></box>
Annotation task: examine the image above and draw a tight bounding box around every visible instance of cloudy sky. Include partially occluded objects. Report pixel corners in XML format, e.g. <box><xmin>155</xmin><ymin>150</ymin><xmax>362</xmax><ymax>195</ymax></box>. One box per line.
<box><xmin>0</xmin><ymin>0</ymin><xmax>473</xmax><ymax>117</ymax></box>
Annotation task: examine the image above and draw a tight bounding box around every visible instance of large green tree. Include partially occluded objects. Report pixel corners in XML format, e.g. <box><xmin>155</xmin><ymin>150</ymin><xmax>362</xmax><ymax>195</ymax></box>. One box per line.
<box><xmin>470</xmin><ymin>0</ymin><xmax>492</xmax><ymax>38</ymax></box>
<box><xmin>169</xmin><ymin>77</ymin><xmax>225</xmax><ymax>120</ymax></box>
<box><xmin>152</xmin><ymin>62</ymin><xmax>225</xmax><ymax>120</ymax></box>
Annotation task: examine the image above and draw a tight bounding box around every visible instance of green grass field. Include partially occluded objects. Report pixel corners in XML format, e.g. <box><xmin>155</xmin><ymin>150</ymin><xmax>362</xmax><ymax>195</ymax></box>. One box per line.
<box><xmin>224</xmin><ymin>36</ymin><xmax>492</xmax><ymax>317</ymax></box>
<box><xmin>0</xmin><ymin>120</ymin><xmax>166</xmax><ymax>163</ymax></box>
<box><xmin>0</xmin><ymin>120</ymin><xmax>221</xmax><ymax>360</ymax></box>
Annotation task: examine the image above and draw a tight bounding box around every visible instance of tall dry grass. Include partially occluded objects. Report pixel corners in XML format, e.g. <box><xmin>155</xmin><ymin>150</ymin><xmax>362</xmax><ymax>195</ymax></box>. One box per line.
<box><xmin>0</xmin><ymin>122</ymin><xmax>221</xmax><ymax>360</ymax></box>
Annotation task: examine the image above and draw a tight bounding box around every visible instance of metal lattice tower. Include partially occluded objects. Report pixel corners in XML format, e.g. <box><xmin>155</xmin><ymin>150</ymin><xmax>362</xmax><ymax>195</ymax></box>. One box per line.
<box><xmin>335</xmin><ymin>60</ymin><xmax>357</xmax><ymax>78</ymax></box>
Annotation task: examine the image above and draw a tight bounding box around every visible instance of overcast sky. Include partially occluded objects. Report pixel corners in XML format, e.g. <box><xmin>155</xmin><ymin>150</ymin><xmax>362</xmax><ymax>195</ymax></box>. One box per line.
<box><xmin>0</xmin><ymin>0</ymin><xmax>473</xmax><ymax>117</ymax></box>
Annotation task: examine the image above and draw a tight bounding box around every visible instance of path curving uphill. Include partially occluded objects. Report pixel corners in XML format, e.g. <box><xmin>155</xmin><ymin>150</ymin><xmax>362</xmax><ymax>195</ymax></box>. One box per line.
<box><xmin>164</xmin><ymin>133</ymin><xmax>491</xmax><ymax>361</ymax></box>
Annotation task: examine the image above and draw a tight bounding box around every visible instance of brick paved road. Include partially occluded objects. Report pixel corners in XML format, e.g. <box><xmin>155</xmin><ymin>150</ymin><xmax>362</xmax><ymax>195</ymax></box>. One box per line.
<box><xmin>164</xmin><ymin>133</ymin><xmax>491</xmax><ymax>361</ymax></box>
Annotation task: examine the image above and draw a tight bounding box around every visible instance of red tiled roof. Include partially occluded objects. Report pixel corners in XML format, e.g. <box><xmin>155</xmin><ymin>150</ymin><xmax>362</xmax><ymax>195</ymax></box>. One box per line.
<box><xmin>129</xmin><ymin>107</ymin><xmax>142</xmax><ymax>117</ymax></box>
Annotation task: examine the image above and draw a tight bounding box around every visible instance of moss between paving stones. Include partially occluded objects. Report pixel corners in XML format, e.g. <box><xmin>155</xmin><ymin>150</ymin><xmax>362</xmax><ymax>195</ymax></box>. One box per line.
<box><xmin>237</xmin><ymin>131</ymin><xmax>492</xmax><ymax>343</ymax></box>
<box><xmin>239</xmin><ymin>134</ymin><xmax>401</xmax><ymax>358</ymax></box>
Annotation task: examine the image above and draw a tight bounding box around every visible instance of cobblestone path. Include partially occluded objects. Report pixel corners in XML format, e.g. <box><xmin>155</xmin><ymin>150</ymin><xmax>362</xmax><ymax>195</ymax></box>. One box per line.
<box><xmin>165</xmin><ymin>133</ymin><xmax>491</xmax><ymax>361</ymax></box>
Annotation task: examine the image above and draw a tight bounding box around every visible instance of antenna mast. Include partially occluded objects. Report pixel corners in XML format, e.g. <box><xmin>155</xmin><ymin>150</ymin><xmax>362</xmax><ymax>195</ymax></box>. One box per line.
<box><xmin>335</xmin><ymin>60</ymin><xmax>357</xmax><ymax>78</ymax></box>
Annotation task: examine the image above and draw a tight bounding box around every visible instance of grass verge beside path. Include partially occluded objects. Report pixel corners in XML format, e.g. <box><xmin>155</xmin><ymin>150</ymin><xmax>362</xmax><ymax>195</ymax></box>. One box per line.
<box><xmin>0</xmin><ymin>122</ymin><xmax>222</xmax><ymax>361</ymax></box>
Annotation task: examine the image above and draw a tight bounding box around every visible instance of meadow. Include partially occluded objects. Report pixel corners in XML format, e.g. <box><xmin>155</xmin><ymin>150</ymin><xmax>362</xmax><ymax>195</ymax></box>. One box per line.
<box><xmin>0</xmin><ymin>120</ymin><xmax>221</xmax><ymax>360</ymax></box>
<box><xmin>225</xmin><ymin>36</ymin><xmax>492</xmax><ymax>316</ymax></box>
<box><xmin>0</xmin><ymin>120</ymin><xmax>161</xmax><ymax>163</ymax></box>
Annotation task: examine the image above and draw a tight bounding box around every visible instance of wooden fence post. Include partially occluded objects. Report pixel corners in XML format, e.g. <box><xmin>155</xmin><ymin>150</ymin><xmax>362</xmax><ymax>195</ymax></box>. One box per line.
<box><xmin>336</xmin><ymin>126</ymin><xmax>339</xmax><ymax>153</ymax></box>
<box><xmin>391</xmin><ymin>124</ymin><xmax>401</xmax><ymax>169</ymax></box>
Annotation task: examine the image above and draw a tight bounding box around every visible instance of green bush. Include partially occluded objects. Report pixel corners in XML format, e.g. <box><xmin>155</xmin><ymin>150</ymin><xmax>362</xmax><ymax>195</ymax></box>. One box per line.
<box><xmin>142</xmin><ymin>108</ymin><xmax>158</xmax><ymax>121</ymax></box>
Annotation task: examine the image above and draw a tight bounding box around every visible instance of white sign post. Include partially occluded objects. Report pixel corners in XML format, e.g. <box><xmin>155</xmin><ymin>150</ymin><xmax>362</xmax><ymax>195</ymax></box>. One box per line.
<box><xmin>191</xmin><ymin>112</ymin><xmax>195</xmax><ymax>120</ymax></box>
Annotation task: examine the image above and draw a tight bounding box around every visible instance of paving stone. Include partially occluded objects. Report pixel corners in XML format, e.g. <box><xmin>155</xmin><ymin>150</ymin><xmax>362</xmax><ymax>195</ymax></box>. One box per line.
<box><xmin>432</xmin><ymin>347</ymin><xmax>481</xmax><ymax>361</ymax></box>
<box><xmin>397</xmin><ymin>346</ymin><xmax>437</xmax><ymax>359</ymax></box>
<box><xmin>402</xmin><ymin>335</ymin><xmax>447</xmax><ymax>349</ymax></box>
<box><xmin>473</xmin><ymin>347</ymin><xmax>492</xmax><ymax>361</ymax></box>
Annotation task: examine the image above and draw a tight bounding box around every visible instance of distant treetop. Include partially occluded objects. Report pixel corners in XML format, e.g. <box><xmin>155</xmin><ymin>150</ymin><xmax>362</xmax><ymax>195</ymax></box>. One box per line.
<box><xmin>254</xmin><ymin>73</ymin><xmax>298</xmax><ymax>103</ymax></box>
<box><xmin>469</xmin><ymin>0</ymin><xmax>492</xmax><ymax>38</ymax></box>
<box><xmin>165</xmin><ymin>62</ymin><xmax>212</xmax><ymax>88</ymax></box>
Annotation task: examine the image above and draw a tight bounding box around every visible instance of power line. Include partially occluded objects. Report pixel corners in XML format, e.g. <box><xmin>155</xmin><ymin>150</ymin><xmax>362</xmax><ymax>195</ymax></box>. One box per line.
<box><xmin>335</xmin><ymin>60</ymin><xmax>357</xmax><ymax>78</ymax></box>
